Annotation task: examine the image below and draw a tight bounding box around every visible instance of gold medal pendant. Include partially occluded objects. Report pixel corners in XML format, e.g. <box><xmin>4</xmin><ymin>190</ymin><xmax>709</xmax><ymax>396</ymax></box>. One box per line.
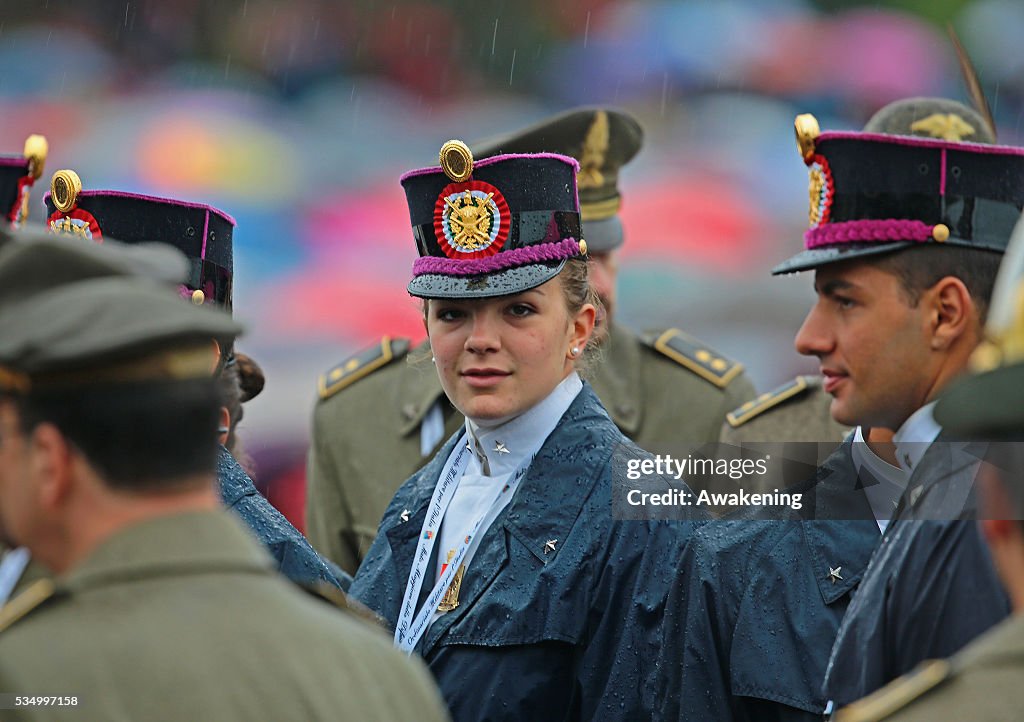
<box><xmin>437</xmin><ymin>549</ymin><xmax>466</xmax><ymax>613</ymax></box>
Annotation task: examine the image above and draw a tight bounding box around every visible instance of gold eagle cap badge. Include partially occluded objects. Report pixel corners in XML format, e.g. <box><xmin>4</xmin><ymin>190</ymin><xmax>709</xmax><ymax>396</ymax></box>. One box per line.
<box><xmin>910</xmin><ymin>113</ymin><xmax>976</xmax><ymax>142</ymax></box>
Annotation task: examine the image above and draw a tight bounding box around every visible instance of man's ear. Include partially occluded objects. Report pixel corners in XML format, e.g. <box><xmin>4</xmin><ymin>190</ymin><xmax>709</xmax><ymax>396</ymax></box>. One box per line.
<box><xmin>927</xmin><ymin>276</ymin><xmax>975</xmax><ymax>350</ymax></box>
<box><xmin>30</xmin><ymin>422</ymin><xmax>74</xmax><ymax>511</ymax></box>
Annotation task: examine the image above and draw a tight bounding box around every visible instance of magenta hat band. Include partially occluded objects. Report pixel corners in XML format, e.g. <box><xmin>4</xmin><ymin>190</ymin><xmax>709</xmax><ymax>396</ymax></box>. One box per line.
<box><xmin>412</xmin><ymin>237</ymin><xmax>583</xmax><ymax>277</ymax></box>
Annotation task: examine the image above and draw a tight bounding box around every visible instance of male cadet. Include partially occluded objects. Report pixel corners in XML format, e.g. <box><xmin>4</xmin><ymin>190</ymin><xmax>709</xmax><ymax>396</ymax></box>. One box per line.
<box><xmin>307</xmin><ymin>107</ymin><xmax>755</xmax><ymax>573</ymax></box>
<box><xmin>41</xmin><ymin>169</ymin><xmax>347</xmax><ymax>591</ymax></box>
<box><xmin>0</xmin><ymin>133</ymin><xmax>48</xmax><ymax>606</ymax></box>
<box><xmin>657</xmin><ymin>97</ymin><xmax>1008</xmax><ymax>722</ymax></box>
<box><xmin>778</xmin><ymin>97</ymin><xmax>1016</xmax><ymax>709</ymax></box>
<box><xmin>0</xmin><ymin>238</ymin><xmax>451</xmax><ymax>722</ymax></box>
<box><xmin>832</xmin><ymin>202</ymin><xmax>1024</xmax><ymax>722</ymax></box>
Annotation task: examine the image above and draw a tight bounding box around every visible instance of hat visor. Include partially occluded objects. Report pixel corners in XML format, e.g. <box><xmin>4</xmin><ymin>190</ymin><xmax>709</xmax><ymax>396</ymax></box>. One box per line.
<box><xmin>581</xmin><ymin>215</ymin><xmax>624</xmax><ymax>253</ymax></box>
<box><xmin>407</xmin><ymin>259</ymin><xmax>567</xmax><ymax>299</ymax></box>
<box><xmin>935</xmin><ymin>362</ymin><xmax>1024</xmax><ymax>438</ymax></box>
<box><xmin>771</xmin><ymin>241</ymin><xmax>913</xmax><ymax>275</ymax></box>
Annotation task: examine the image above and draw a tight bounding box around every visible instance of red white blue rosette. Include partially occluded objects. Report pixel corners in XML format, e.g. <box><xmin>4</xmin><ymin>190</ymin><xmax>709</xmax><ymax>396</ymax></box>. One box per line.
<box><xmin>433</xmin><ymin>180</ymin><xmax>510</xmax><ymax>260</ymax></box>
<box><xmin>47</xmin><ymin>208</ymin><xmax>103</xmax><ymax>241</ymax></box>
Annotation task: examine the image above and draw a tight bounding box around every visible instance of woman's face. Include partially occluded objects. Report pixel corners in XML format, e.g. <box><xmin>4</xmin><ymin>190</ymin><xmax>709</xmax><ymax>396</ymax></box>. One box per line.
<box><xmin>427</xmin><ymin>277</ymin><xmax>595</xmax><ymax>425</ymax></box>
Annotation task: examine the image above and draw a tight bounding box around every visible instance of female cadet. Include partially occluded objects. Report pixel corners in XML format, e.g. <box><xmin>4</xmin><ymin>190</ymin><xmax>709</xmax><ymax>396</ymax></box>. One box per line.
<box><xmin>349</xmin><ymin>142</ymin><xmax>703</xmax><ymax>721</ymax></box>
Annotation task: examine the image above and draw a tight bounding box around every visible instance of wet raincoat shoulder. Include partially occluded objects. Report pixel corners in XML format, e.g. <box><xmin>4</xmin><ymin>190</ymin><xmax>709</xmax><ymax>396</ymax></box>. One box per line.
<box><xmin>823</xmin><ymin>438</ymin><xmax>1011</xmax><ymax>707</ymax></box>
<box><xmin>217</xmin><ymin>446</ymin><xmax>346</xmax><ymax>591</ymax></box>
<box><xmin>658</xmin><ymin>437</ymin><xmax>880</xmax><ymax>721</ymax></box>
<box><xmin>350</xmin><ymin>383</ymin><xmax>703</xmax><ymax>722</ymax></box>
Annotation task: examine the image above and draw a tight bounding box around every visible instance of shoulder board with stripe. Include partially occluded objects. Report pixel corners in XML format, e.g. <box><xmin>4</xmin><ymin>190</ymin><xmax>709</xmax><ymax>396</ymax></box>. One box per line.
<box><xmin>318</xmin><ymin>337</ymin><xmax>411</xmax><ymax>401</ymax></box>
<box><xmin>0</xmin><ymin>579</ymin><xmax>56</xmax><ymax>634</ymax></box>
<box><xmin>302</xmin><ymin>581</ymin><xmax>388</xmax><ymax>630</ymax></box>
<box><xmin>726</xmin><ymin>376</ymin><xmax>815</xmax><ymax>428</ymax></box>
<box><xmin>643</xmin><ymin>328</ymin><xmax>744</xmax><ymax>389</ymax></box>
<box><xmin>834</xmin><ymin>659</ymin><xmax>952</xmax><ymax>722</ymax></box>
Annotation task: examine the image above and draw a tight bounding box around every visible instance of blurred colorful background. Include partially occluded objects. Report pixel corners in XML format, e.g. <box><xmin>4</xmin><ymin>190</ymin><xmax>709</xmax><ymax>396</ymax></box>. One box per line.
<box><xmin>2</xmin><ymin>0</ymin><xmax>1022</xmax><ymax>527</ymax></box>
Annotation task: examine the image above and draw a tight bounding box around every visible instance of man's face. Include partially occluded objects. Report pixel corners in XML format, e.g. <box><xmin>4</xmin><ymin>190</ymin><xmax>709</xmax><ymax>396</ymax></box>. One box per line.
<box><xmin>0</xmin><ymin>400</ymin><xmax>37</xmax><ymax>548</ymax></box>
<box><xmin>589</xmin><ymin>250</ymin><xmax>619</xmax><ymax>323</ymax></box>
<box><xmin>794</xmin><ymin>260</ymin><xmax>937</xmax><ymax>430</ymax></box>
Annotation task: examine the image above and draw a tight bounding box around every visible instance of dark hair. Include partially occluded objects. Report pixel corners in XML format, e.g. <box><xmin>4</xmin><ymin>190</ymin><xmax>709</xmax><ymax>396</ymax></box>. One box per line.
<box><xmin>218</xmin><ymin>352</ymin><xmax>265</xmax><ymax>468</ymax></box>
<box><xmin>872</xmin><ymin>245</ymin><xmax>1003</xmax><ymax>322</ymax></box>
<box><xmin>13</xmin><ymin>378</ymin><xmax>223</xmax><ymax>492</ymax></box>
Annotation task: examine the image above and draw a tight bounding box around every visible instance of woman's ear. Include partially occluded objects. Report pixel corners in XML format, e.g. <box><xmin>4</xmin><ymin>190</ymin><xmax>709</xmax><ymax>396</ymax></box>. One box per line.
<box><xmin>570</xmin><ymin>303</ymin><xmax>597</xmax><ymax>355</ymax></box>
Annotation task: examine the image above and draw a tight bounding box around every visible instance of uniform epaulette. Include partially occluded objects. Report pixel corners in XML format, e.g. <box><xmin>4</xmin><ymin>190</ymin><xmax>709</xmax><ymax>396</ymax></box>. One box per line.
<box><xmin>302</xmin><ymin>581</ymin><xmax>388</xmax><ymax>630</ymax></box>
<box><xmin>726</xmin><ymin>376</ymin><xmax>813</xmax><ymax>428</ymax></box>
<box><xmin>318</xmin><ymin>337</ymin><xmax>411</xmax><ymax>401</ymax></box>
<box><xmin>0</xmin><ymin>579</ymin><xmax>56</xmax><ymax>634</ymax></box>
<box><xmin>643</xmin><ymin>328</ymin><xmax>744</xmax><ymax>389</ymax></box>
<box><xmin>834</xmin><ymin>659</ymin><xmax>952</xmax><ymax>722</ymax></box>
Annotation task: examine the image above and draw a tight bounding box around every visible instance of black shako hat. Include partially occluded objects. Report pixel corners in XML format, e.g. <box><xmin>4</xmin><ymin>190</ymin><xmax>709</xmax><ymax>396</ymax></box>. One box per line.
<box><xmin>44</xmin><ymin>169</ymin><xmax>235</xmax><ymax>310</ymax></box>
<box><xmin>772</xmin><ymin>112</ymin><xmax>1024</xmax><ymax>275</ymax></box>
<box><xmin>471</xmin><ymin>108</ymin><xmax>643</xmax><ymax>253</ymax></box>
<box><xmin>402</xmin><ymin>141</ymin><xmax>586</xmax><ymax>299</ymax></box>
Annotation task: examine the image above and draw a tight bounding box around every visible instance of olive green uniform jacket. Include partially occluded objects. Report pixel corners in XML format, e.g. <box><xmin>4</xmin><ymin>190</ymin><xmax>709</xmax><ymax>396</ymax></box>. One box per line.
<box><xmin>0</xmin><ymin>510</ymin><xmax>450</xmax><ymax>722</ymax></box>
<box><xmin>308</xmin><ymin>321</ymin><xmax>754</xmax><ymax>572</ymax></box>
<box><xmin>835</xmin><ymin>614</ymin><xmax>1024</xmax><ymax>722</ymax></box>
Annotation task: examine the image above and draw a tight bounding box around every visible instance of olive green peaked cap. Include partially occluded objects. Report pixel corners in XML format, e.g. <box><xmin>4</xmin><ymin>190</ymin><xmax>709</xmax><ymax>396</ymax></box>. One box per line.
<box><xmin>864</xmin><ymin>96</ymin><xmax>995</xmax><ymax>143</ymax></box>
<box><xmin>0</xmin><ymin>236</ymin><xmax>241</xmax><ymax>391</ymax></box>
<box><xmin>472</xmin><ymin>107</ymin><xmax>643</xmax><ymax>252</ymax></box>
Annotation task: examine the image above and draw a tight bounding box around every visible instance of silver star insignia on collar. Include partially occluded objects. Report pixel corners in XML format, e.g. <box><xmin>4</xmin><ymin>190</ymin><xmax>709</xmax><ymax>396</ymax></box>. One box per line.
<box><xmin>543</xmin><ymin>539</ymin><xmax>558</xmax><ymax>555</ymax></box>
<box><xmin>399</xmin><ymin>509</ymin><xmax>411</xmax><ymax>523</ymax></box>
<box><xmin>827</xmin><ymin>566</ymin><xmax>843</xmax><ymax>584</ymax></box>
<box><xmin>493</xmin><ymin>441</ymin><xmax>510</xmax><ymax>455</ymax></box>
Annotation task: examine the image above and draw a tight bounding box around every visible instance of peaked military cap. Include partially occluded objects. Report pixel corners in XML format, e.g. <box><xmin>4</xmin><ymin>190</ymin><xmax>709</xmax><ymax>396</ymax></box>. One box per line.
<box><xmin>0</xmin><ymin>225</ymin><xmax>189</xmax><ymax>298</ymax></box>
<box><xmin>472</xmin><ymin>108</ymin><xmax>643</xmax><ymax>252</ymax></box>
<box><xmin>0</xmin><ymin>134</ymin><xmax>47</xmax><ymax>227</ymax></box>
<box><xmin>0</xmin><ymin>239</ymin><xmax>241</xmax><ymax>393</ymax></box>
<box><xmin>402</xmin><ymin>141</ymin><xmax>585</xmax><ymax>298</ymax></box>
<box><xmin>774</xmin><ymin>98</ymin><xmax>1021</xmax><ymax>275</ymax></box>
<box><xmin>43</xmin><ymin>170</ymin><xmax>235</xmax><ymax>310</ymax></box>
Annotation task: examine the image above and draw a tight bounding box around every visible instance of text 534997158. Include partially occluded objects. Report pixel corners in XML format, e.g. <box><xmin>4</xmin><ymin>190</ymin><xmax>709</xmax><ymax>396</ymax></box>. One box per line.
<box><xmin>2</xmin><ymin>695</ymin><xmax>78</xmax><ymax>708</ymax></box>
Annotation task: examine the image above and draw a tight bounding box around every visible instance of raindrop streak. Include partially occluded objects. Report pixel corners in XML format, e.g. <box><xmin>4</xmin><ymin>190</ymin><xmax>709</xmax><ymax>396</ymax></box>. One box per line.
<box><xmin>583</xmin><ymin>11</ymin><xmax>591</xmax><ymax>48</ymax></box>
<box><xmin>509</xmin><ymin>49</ymin><xmax>516</xmax><ymax>85</ymax></box>
<box><xmin>492</xmin><ymin>18</ymin><xmax>499</xmax><ymax>56</ymax></box>
<box><xmin>242</xmin><ymin>0</ymin><xmax>248</xmax><ymax>17</ymax></box>
<box><xmin>124</xmin><ymin>1</ymin><xmax>129</xmax><ymax>28</ymax></box>
<box><xmin>661</xmin><ymin>72</ymin><xmax>669</xmax><ymax>116</ymax></box>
